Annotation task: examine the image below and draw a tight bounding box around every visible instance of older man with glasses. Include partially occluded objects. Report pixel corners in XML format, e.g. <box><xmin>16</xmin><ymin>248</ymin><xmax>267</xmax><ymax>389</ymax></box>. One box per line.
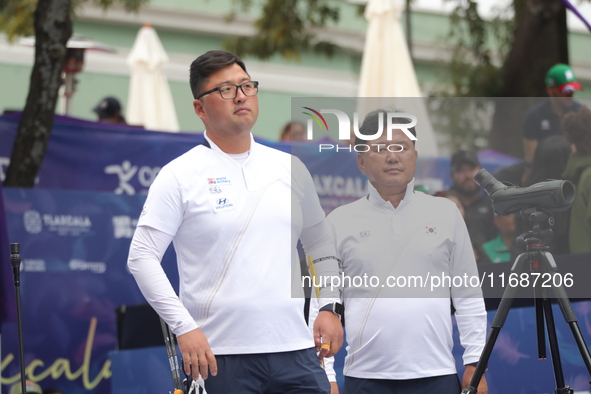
<box><xmin>127</xmin><ymin>50</ymin><xmax>343</xmax><ymax>394</ymax></box>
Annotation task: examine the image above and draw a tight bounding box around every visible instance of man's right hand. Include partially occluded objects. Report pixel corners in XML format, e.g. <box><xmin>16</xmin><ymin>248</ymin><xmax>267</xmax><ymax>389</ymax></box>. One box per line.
<box><xmin>177</xmin><ymin>328</ymin><xmax>218</xmax><ymax>380</ymax></box>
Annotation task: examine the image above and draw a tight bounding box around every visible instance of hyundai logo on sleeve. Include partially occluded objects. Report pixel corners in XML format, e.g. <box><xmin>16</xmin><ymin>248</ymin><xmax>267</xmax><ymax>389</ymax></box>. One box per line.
<box><xmin>217</xmin><ymin>198</ymin><xmax>227</xmax><ymax>205</ymax></box>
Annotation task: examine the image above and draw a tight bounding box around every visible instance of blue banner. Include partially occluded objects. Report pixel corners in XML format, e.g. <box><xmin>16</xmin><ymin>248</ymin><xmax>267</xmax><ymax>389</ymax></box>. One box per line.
<box><xmin>0</xmin><ymin>112</ymin><xmax>522</xmax><ymax>393</ymax></box>
<box><xmin>455</xmin><ymin>303</ymin><xmax>591</xmax><ymax>393</ymax></box>
<box><xmin>111</xmin><ymin>302</ymin><xmax>591</xmax><ymax>394</ymax></box>
<box><xmin>0</xmin><ymin>181</ymin><xmax>14</xmax><ymax>325</ymax></box>
<box><xmin>0</xmin><ymin>113</ymin><xmax>204</xmax><ymax>196</ymax></box>
<box><xmin>0</xmin><ymin>112</ymin><xmax>517</xmax><ymax>199</ymax></box>
<box><xmin>0</xmin><ymin>188</ymin><xmax>178</xmax><ymax>393</ymax></box>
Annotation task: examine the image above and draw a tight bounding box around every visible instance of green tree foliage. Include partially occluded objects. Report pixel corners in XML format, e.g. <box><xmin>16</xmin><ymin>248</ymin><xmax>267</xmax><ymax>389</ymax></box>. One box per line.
<box><xmin>443</xmin><ymin>0</ymin><xmax>508</xmax><ymax>98</ymax></box>
<box><xmin>490</xmin><ymin>0</ymin><xmax>571</xmax><ymax>158</ymax></box>
<box><xmin>428</xmin><ymin>0</ymin><xmax>511</xmax><ymax>153</ymax></box>
<box><xmin>0</xmin><ymin>0</ymin><xmax>37</xmax><ymax>40</ymax></box>
<box><xmin>1</xmin><ymin>0</ymin><xmax>147</xmax><ymax>187</ymax></box>
<box><xmin>0</xmin><ymin>0</ymin><xmax>147</xmax><ymax>42</ymax></box>
<box><xmin>224</xmin><ymin>0</ymin><xmax>340</xmax><ymax>61</ymax></box>
<box><xmin>433</xmin><ymin>0</ymin><xmax>574</xmax><ymax>158</ymax></box>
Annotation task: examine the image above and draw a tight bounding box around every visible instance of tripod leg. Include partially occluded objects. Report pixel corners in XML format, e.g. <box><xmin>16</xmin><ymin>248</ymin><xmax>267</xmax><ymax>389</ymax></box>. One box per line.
<box><xmin>535</xmin><ymin>286</ymin><xmax>547</xmax><ymax>360</ymax></box>
<box><xmin>461</xmin><ymin>253</ymin><xmax>530</xmax><ymax>394</ymax></box>
<box><xmin>541</xmin><ymin>251</ymin><xmax>591</xmax><ymax>378</ymax></box>
<box><xmin>542</xmin><ymin>294</ymin><xmax>569</xmax><ymax>392</ymax></box>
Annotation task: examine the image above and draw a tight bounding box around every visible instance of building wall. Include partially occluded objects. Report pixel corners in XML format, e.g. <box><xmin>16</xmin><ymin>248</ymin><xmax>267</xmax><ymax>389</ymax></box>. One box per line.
<box><xmin>0</xmin><ymin>0</ymin><xmax>590</xmax><ymax>141</ymax></box>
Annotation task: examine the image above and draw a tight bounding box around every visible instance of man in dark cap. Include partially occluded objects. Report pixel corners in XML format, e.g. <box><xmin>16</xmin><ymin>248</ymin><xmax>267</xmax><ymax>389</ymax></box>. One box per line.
<box><xmin>447</xmin><ymin>150</ymin><xmax>497</xmax><ymax>261</ymax></box>
<box><xmin>92</xmin><ymin>96</ymin><xmax>127</xmax><ymax>124</ymax></box>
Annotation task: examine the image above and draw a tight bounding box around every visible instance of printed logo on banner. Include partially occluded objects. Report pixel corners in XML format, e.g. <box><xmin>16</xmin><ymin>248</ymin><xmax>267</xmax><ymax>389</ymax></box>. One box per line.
<box><xmin>104</xmin><ymin>160</ymin><xmax>161</xmax><ymax>195</ymax></box>
<box><xmin>112</xmin><ymin>215</ymin><xmax>139</xmax><ymax>239</ymax></box>
<box><xmin>0</xmin><ymin>156</ymin><xmax>9</xmax><ymax>182</ymax></box>
<box><xmin>22</xmin><ymin>259</ymin><xmax>46</xmax><ymax>272</ymax></box>
<box><xmin>313</xmin><ymin>175</ymin><xmax>367</xmax><ymax>198</ymax></box>
<box><xmin>23</xmin><ymin>209</ymin><xmax>43</xmax><ymax>234</ymax></box>
<box><xmin>41</xmin><ymin>214</ymin><xmax>92</xmax><ymax>236</ymax></box>
<box><xmin>69</xmin><ymin>259</ymin><xmax>107</xmax><ymax>274</ymax></box>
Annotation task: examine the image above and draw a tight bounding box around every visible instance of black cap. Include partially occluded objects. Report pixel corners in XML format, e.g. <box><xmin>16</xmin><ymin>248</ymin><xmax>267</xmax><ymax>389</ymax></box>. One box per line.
<box><xmin>451</xmin><ymin>150</ymin><xmax>480</xmax><ymax>172</ymax></box>
<box><xmin>93</xmin><ymin>97</ymin><xmax>122</xmax><ymax>119</ymax></box>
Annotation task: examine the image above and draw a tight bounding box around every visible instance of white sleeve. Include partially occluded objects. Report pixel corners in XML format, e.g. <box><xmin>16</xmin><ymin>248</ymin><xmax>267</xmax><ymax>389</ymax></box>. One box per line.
<box><xmin>137</xmin><ymin>166</ymin><xmax>184</xmax><ymax>236</ymax></box>
<box><xmin>300</xmin><ymin>219</ymin><xmax>342</xmax><ymax>306</ymax></box>
<box><xmin>293</xmin><ymin>156</ymin><xmax>325</xmax><ymax>228</ymax></box>
<box><xmin>307</xmin><ymin>297</ymin><xmax>337</xmax><ymax>382</ymax></box>
<box><xmin>454</xmin><ymin>299</ymin><xmax>487</xmax><ymax>365</ymax></box>
<box><xmin>450</xmin><ymin>208</ymin><xmax>487</xmax><ymax>365</ymax></box>
<box><xmin>127</xmin><ymin>225</ymin><xmax>198</xmax><ymax>336</ymax></box>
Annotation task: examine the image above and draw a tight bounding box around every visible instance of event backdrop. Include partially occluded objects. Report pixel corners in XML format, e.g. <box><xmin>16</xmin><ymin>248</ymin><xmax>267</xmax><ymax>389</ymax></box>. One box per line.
<box><xmin>0</xmin><ymin>188</ymin><xmax>180</xmax><ymax>393</ymax></box>
<box><xmin>0</xmin><ymin>112</ymin><xmax>528</xmax><ymax>393</ymax></box>
<box><xmin>4</xmin><ymin>186</ymin><xmax>591</xmax><ymax>394</ymax></box>
<box><xmin>0</xmin><ymin>112</ymin><xmax>518</xmax><ymax>206</ymax></box>
<box><xmin>0</xmin><ymin>181</ymin><xmax>14</xmax><ymax>326</ymax></box>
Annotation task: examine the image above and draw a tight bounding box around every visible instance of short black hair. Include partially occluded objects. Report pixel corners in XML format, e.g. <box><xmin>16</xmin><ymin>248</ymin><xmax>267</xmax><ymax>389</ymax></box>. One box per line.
<box><xmin>189</xmin><ymin>50</ymin><xmax>248</xmax><ymax>99</ymax></box>
<box><xmin>563</xmin><ymin>105</ymin><xmax>591</xmax><ymax>155</ymax></box>
<box><xmin>355</xmin><ymin>109</ymin><xmax>417</xmax><ymax>146</ymax></box>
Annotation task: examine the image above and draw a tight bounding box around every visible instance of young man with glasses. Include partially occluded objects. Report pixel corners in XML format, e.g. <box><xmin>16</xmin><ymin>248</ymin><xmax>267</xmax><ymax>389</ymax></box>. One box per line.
<box><xmin>127</xmin><ymin>50</ymin><xmax>343</xmax><ymax>393</ymax></box>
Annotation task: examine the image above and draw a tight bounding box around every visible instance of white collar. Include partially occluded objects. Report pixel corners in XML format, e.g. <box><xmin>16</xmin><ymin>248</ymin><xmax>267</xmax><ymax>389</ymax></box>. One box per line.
<box><xmin>367</xmin><ymin>178</ymin><xmax>416</xmax><ymax>210</ymax></box>
<box><xmin>203</xmin><ymin>130</ymin><xmax>255</xmax><ymax>155</ymax></box>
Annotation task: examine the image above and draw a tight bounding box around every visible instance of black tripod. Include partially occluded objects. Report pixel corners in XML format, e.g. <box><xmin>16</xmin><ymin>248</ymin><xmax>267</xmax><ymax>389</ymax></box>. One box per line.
<box><xmin>462</xmin><ymin>208</ymin><xmax>591</xmax><ymax>394</ymax></box>
<box><xmin>10</xmin><ymin>243</ymin><xmax>27</xmax><ymax>394</ymax></box>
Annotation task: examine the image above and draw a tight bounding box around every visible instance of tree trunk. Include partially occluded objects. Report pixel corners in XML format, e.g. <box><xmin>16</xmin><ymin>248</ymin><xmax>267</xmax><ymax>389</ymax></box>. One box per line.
<box><xmin>489</xmin><ymin>0</ymin><xmax>568</xmax><ymax>158</ymax></box>
<box><xmin>3</xmin><ymin>0</ymin><xmax>72</xmax><ymax>187</ymax></box>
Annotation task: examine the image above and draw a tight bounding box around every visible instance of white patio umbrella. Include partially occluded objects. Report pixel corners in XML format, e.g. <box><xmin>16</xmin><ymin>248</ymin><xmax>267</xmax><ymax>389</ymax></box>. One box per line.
<box><xmin>357</xmin><ymin>0</ymin><xmax>438</xmax><ymax>156</ymax></box>
<box><xmin>126</xmin><ymin>24</ymin><xmax>179</xmax><ymax>132</ymax></box>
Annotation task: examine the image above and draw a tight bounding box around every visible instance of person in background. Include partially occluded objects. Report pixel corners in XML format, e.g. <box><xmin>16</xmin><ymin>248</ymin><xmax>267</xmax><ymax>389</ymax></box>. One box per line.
<box><xmin>445</xmin><ymin>194</ymin><xmax>466</xmax><ymax>218</ymax></box>
<box><xmin>92</xmin><ymin>96</ymin><xmax>127</xmax><ymax>124</ymax></box>
<box><xmin>280</xmin><ymin>121</ymin><xmax>307</xmax><ymax>141</ymax></box>
<box><xmin>562</xmin><ymin>106</ymin><xmax>591</xmax><ymax>254</ymax></box>
<box><xmin>522</xmin><ymin>64</ymin><xmax>583</xmax><ymax>161</ymax></box>
<box><xmin>482</xmin><ymin>214</ymin><xmax>516</xmax><ymax>263</ymax></box>
<box><xmin>432</xmin><ymin>191</ymin><xmax>465</xmax><ymax>219</ymax></box>
<box><xmin>444</xmin><ymin>193</ymin><xmax>482</xmax><ymax>259</ymax></box>
<box><xmin>518</xmin><ymin>135</ymin><xmax>572</xmax><ymax>256</ymax></box>
<box><xmin>447</xmin><ymin>150</ymin><xmax>497</xmax><ymax>261</ymax></box>
<box><xmin>492</xmin><ymin>160</ymin><xmax>528</xmax><ymax>187</ymax></box>
<box><xmin>524</xmin><ymin>135</ymin><xmax>572</xmax><ymax>186</ymax></box>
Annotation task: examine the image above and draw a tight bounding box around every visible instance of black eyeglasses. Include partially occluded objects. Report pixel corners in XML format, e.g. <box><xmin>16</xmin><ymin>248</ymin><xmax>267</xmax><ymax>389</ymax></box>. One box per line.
<box><xmin>197</xmin><ymin>81</ymin><xmax>259</xmax><ymax>100</ymax></box>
